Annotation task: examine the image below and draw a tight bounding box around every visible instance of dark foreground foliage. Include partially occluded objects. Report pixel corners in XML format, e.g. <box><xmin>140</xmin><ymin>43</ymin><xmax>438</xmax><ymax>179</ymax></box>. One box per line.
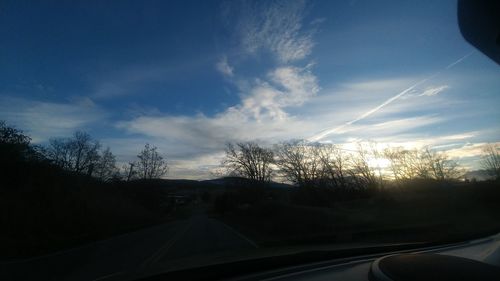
<box><xmin>0</xmin><ymin>124</ymin><xmax>170</xmax><ymax>258</ymax></box>
<box><xmin>213</xmin><ymin>179</ymin><xmax>500</xmax><ymax>246</ymax></box>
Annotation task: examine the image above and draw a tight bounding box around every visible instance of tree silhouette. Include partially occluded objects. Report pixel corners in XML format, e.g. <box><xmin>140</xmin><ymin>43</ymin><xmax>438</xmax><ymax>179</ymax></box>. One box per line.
<box><xmin>274</xmin><ymin>141</ymin><xmax>323</xmax><ymax>187</ymax></box>
<box><xmin>94</xmin><ymin>147</ymin><xmax>118</xmax><ymax>181</ymax></box>
<box><xmin>135</xmin><ymin>143</ymin><xmax>168</xmax><ymax>179</ymax></box>
<box><xmin>45</xmin><ymin>131</ymin><xmax>100</xmax><ymax>176</ymax></box>
<box><xmin>222</xmin><ymin>142</ymin><xmax>274</xmax><ymax>182</ymax></box>
<box><xmin>481</xmin><ymin>143</ymin><xmax>500</xmax><ymax>180</ymax></box>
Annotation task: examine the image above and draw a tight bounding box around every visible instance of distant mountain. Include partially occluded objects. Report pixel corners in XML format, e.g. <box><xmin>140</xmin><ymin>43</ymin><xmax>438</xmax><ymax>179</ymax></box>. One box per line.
<box><xmin>464</xmin><ymin>169</ymin><xmax>493</xmax><ymax>181</ymax></box>
<box><xmin>202</xmin><ymin>177</ymin><xmax>294</xmax><ymax>189</ymax></box>
<box><xmin>124</xmin><ymin>178</ymin><xmax>218</xmax><ymax>190</ymax></box>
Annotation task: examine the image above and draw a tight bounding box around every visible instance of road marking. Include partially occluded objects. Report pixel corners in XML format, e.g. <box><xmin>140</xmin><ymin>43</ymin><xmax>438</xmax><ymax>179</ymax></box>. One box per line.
<box><xmin>140</xmin><ymin>221</ymin><xmax>192</xmax><ymax>268</ymax></box>
<box><xmin>218</xmin><ymin>220</ymin><xmax>259</xmax><ymax>249</ymax></box>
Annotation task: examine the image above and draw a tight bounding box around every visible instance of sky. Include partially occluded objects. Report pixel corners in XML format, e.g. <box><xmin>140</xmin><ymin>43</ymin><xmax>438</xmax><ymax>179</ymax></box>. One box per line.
<box><xmin>1</xmin><ymin>0</ymin><xmax>499</xmax><ymax>179</ymax></box>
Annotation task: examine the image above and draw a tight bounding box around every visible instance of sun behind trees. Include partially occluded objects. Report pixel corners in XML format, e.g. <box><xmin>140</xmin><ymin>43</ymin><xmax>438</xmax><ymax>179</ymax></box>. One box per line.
<box><xmin>223</xmin><ymin>140</ymin><xmax>465</xmax><ymax>188</ymax></box>
<box><xmin>0</xmin><ymin>120</ymin><xmax>485</xmax><ymax>185</ymax></box>
<box><xmin>383</xmin><ymin>146</ymin><xmax>463</xmax><ymax>183</ymax></box>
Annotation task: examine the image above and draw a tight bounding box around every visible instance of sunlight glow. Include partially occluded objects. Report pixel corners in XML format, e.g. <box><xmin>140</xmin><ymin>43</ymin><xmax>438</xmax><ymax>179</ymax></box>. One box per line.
<box><xmin>368</xmin><ymin>157</ymin><xmax>391</xmax><ymax>169</ymax></box>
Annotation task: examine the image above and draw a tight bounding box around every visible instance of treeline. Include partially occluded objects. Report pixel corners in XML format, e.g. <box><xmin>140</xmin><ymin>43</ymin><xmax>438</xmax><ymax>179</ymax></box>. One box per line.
<box><xmin>2</xmin><ymin>120</ymin><xmax>499</xmax><ymax>187</ymax></box>
<box><xmin>0</xmin><ymin>121</ymin><xmax>168</xmax><ymax>183</ymax></box>
<box><xmin>221</xmin><ymin>140</ymin><xmax>500</xmax><ymax>188</ymax></box>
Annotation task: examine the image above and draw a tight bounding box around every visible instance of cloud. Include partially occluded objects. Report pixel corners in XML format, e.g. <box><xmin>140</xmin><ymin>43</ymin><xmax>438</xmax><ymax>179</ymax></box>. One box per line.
<box><xmin>112</xmin><ymin>74</ymin><xmax>463</xmax><ymax>178</ymax></box>
<box><xmin>116</xmin><ymin>0</ymin><xmax>321</xmax><ymax>178</ymax></box>
<box><xmin>115</xmin><ymin>66</ymin><xmax>320</xmax><ymax>175</ymax></box>
<box><xmin>215</xmin><ymin>56</ymin><xmax>234</xmax><ymax>77</ymax></box>
<box><xmin>445</xmin><ymin>142</ymin><xmax>491</xmax><ymax>159</ymax></box>
<box><xmin>307</xmin><ymin>51</ymin><xmax>475</xmax><ymax>142</ymax></box>
<box><xmin>419</xmin><ymin>85</ymin><xmax>449</xmax><ymax>97</ymax></box>
<box><xmin>234</xmin><ymin>65</ymin><xmax>319</xmax><ymax>120</ymax></box>
<box><xmin>107</xmin><ymin>21</ymin><xmax>482</xmax><ymax>179</ymax></box>
<box><xmin>338</xmin><ymin>115</ymin><xmax>445</xmax><ymax>136</ymax></box>
<box><xmin>0</xmin><ymin>96</ymin><xmax>106</xmax><ymax>142</ymax></box>
<box><xmin>227</xmin><ymin>0</ymin><xmax>315</xmax><ymax>62</ymax></box>
<box><xmin>308</xmin><ymin>78</ymin><xmax>429</xmax><ymax>141</ymax></box>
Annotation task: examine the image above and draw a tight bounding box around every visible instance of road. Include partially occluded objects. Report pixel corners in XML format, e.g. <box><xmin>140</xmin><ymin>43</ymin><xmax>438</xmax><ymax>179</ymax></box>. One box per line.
<box><xmin>0</xmin><ymin>208</ymin><xmax>258</xmax><ymax>281</ymax></box>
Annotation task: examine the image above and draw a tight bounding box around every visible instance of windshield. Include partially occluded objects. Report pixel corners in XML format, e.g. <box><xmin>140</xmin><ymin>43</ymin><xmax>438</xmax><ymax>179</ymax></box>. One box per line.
<box><xmin>1</xmin><ymin>1</ymin><xmax>499</xmax><ymax>280</ymax></box>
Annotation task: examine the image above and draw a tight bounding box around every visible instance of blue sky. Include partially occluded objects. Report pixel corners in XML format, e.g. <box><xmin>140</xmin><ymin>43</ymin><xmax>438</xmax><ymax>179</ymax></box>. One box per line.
<box><xmin>1</xmin><ymin>0</ymin><xmax>499</xmax><ymax>178</ymax></box>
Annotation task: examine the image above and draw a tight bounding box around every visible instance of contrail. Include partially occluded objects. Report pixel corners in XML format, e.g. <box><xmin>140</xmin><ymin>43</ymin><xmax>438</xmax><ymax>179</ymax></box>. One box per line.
<box><xmin>445</xmin><ymin>51</ymin><xmax>474</xmax><ymax>69</ymax></box>
<box><xmin>307</xmin><ymin>52</ymin><xmax>474</xmax><ymax>142</ymax></box>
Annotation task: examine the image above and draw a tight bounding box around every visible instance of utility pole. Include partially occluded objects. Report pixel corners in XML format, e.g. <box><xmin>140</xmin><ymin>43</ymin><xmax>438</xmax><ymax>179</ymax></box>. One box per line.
<box><xmin>127</xmin><ymin>162</ymin><xmax>135</xmax><ymax>181</ymax></box>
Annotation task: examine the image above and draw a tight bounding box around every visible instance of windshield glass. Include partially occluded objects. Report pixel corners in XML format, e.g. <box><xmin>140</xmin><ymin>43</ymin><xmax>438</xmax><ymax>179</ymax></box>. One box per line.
<box><xmin>1</xmin><ymin>1</ymin><xmax>499</xmax><ymax>280</ymax></box>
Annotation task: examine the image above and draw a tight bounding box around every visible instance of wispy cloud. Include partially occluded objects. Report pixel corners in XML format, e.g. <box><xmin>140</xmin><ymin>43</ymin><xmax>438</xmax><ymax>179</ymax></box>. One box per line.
<box><xmin>308</xmin><ymin>53</ymin><xmax>474</xmax><ymax>142</ymax></box>
<box><xmin>419</xmin><ymin>85</ymin><xmax>449</xmax><ymax>96</ymax></box>
<box><xmin>112</xmin><ymin>0</ymin><xmax>325</xmax><ymax>179</ymax></box>
<box><xmin>445</xmin><ymin>142</ymin><xmax>493</xmax><ymax>159</ymax></box>
<box><xmin>226</xmin><ymin>0</ymin><xmax>314</xmax><ymax>63</ymax></box>
<box><xmin>114</xmin><ymin>69</ymin><xmax>492</xmax><ymax>178</ymax></box>
<box><xmin>0</xmin><ymin>96</ymin><xmax>106</xmax><ymax>142</ymax></box>
<box><xmin>234</xmin><ymin>65</ymin><xmax>319</xmax><ymax>120</ymax></box>
<box><xmin>215</xmin><ymin>56</ymin><xmax>234</xmax><ymax>77</ymax></box>
<box><xmin>308</xmin><ymin>78</ymin><xmax>429</xmax><ymax>141</ymax></box>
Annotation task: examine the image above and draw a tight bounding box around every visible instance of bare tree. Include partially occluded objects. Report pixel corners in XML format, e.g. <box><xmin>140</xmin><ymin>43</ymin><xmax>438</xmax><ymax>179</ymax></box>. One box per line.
<box><xmin>348</xmin><ymin>143</ymin><xmax>379</xmax><ymax>188</ymax></box>
<box><xmin>46</xmin><ymin>138</ymin><xmax>73</xmax><ymax>170</ymax></box>
<box><xmin>384</xmin><ymin>146</ymin><xmax>462</xmax><ymax>182</ymax></box>
<box><xmin>384</xmin><ymin>147</ymin><xmax>429</xmax><ymax>181</ymax></box>
<box><xmin>420</xmin><ymin>147</ymin><xmax>462</xmax><ymax>181</ymax></box>
<box><xmin>70</xmin><ymin>131</ymin><xmax>100</xmax><ymax>175</ymax></box>
<box><xmin>222</xmin><ymin>142</ymin><xmax>274</xmax><ymax>182</ymax></box>
<box><xmin>45</xmin><ymin>131</ymin><xmax>100</xmax><ymax>175</ymax></box>
<box><xmin>317</xmin><ymin>144</ymin><xmax>349</xmax><ymax>188</ymax></box>
<box><xmin>274</xmin><ymin>141</ymin><xmax>322</xmax><ymax>187</ymax></box>
<box><xmin>94</xmin><ymin>147</ymin><xmax>118</xmax><ymax>181</ymax></box>
<box><xmin>135</xmin><ymin>143</ymin><xmax>168</xmax><ymax>179</ymax></box>
<box><xmin>480</xmin><ymin>143</ymin><xmax>500</xmax><ymax>180</ymax></box>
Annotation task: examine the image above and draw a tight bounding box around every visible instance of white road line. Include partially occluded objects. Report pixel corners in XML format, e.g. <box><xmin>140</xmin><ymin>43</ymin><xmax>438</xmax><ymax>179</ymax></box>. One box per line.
<box><xmin>140</xmin><ymin>221</ymin><xmax>192</xmax><ymax>268</ymax></box>
<box><xmin>218</xmin><ymin>220</ymin><xmax>259</xmax><ymax>249</ymax></box>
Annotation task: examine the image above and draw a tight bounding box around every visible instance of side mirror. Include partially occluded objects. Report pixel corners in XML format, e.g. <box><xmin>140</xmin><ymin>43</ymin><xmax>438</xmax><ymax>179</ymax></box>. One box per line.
<box><xmin>458</xmin><ymin>0</ymin><xmax>500</xmax><ymax>65</ymax></box>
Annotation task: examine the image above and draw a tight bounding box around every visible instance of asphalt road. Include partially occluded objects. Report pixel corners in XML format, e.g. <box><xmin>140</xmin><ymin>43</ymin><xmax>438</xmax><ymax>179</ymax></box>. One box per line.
<box><xmin>0</xmin><ymin>209</ymin><xmax>258</xmax><ymax>281</ymax></box>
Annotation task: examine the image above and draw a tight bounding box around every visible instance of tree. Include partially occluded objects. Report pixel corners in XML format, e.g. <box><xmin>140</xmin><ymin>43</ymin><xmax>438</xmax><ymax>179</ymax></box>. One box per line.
<box><xmin>274</xmin><ymin>141</ymin><xmax>322</xmax><ymax>187</ymax></box>
<box><xmin>481</xmin><ymin>143</ymin><xmax>500</xmax><ymax>180</ymax></box>
<box><xmin>348</xmin><ymin>143</ymin><xmax>379</xmax><ymax>188</ymax></box>
<box><xmin>384</xmin><ymin>147</ymin><xmax>429</xmax><ymax>181</ymax></box>
<box><xmin>45</xmin><ymin>131</ymin><xmax>100</xmax><ymax>175</ymax></box>
<box><xmin>384</xmin><ymin>146</ymin><xmax>462</xmax><ymax>182</ymax></box>
<box><xmin>0</xmin><ymin>121</ymin><xmax>31</xmax><ymax>146</ymax></box>
<box><xmin>420</xmin><ymin>147</ymin><xmax>462</xmax><ymax>181</ymax></box>
<box><xmin>94</xmin><ymin>147</ymin><xmax>118</xmax><ymax>181</ymax></box>
<box><xmin>135</xmin><ymin>144</ymin><xmax>168</xmax><ymax>179</ymax></box>
<box><xmin>46</xmin><ymin>138</ymin><xmax>73</xmax><ymax>169</ymax></box>
<box><xmin>70</xmin><ymin>131</ymin><xmax>100</xmax><ymax>175</ymax></box>
<box><xmin>222</xmin><ymin>142</ymin><xmax>274</xmax><ymax>182</ymax></box>
<box><xmin>316</xmin><ymin>144</ymin><xmax>349</xmax><ymax>188</ymax></box>
<box><xmin>0</xmin><ymin>121</ymin><xmax>36</xmax><ymax>161</ymax></box>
